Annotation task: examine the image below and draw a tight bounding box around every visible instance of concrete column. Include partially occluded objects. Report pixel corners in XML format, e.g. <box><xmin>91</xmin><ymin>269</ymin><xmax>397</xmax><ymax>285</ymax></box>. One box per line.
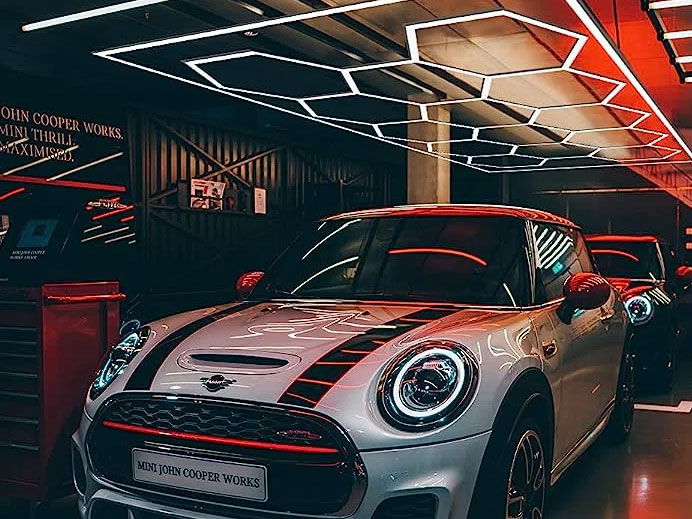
<box><xmin>407</xmin><ymin>105</ymin><xmax>451</xmax><ymax>204</ymax></box>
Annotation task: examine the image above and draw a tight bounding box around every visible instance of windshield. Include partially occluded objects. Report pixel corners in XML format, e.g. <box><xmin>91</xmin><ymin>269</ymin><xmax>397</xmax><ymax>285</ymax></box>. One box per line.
<box><xmin>588</xmin><ymin>241</ymin><xmax>663</xmax><ymax>280</ymax></box>
<box><xmin>253</xmin><ymin>216</ymin><xmax>530</xmax><ymax>306</ymax></box>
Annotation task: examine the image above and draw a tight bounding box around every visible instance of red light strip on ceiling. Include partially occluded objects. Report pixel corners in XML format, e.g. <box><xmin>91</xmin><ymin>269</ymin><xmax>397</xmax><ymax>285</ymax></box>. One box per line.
<box><xmin>101</xmin><ymin>420</ymin><xmax>339</xmax><ymax>454</ymax></box>
<box><xmin>0</xmin><ymin>174</ymin><xmax>126</xmax><ymax>192</ymax></box>
<box><xmin>120</xmin><ymin>215</ymin><xmax>135</xmax><ymax>223</ymax></box>
<box><xmin>0</xmin><ymin>187</ymin><xmax>27</xmax><ymax>201</ymax></box>
<box><xmin>586</xmin><ymin>235</ymin><xmax>658</xmax><ymax>243</ymax></box>
<box><xmin>590</xmin><ymin>249</ymin><xmax>641</xmax><ymax>262</ymax></box>
<box><xmin>92</xmin><ymin>204</ymin><xmax>134</xmax><ymax>221</ymax></box>
<box><xmin>388</xmin><ymin>247</ymin><xmax>488</xmax><ymax>267</ymax></box>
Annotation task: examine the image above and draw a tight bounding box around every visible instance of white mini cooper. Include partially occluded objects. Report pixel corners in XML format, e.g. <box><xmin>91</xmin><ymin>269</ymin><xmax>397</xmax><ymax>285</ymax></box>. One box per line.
<box><xmin>73</xmin><ymin>204</ymin><xmax>633</xmax><ymax>519</ymax></box>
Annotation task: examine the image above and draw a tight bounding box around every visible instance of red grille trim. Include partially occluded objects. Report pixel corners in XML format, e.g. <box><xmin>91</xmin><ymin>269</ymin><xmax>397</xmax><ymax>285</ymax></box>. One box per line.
<box><xmin>101</xmin><ymin>420</ymin><xmax>339</xmax><ymax>454</ymax></box>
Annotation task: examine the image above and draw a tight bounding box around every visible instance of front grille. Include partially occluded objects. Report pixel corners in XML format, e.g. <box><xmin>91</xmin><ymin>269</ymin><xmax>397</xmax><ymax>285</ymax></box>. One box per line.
<box><xmin>101</xmin><ymin>395</ymin><xmax>341</xmax><ymax>450</ymax></box>
<box><xmin>88</xmin><ymin>394</ymin><xmax>366</xmax><ymax>516</ymax></box>
<box><xmin>372</xmin><ymin>495</ymin><xmax>438</xmax><ymax>519</ymax></box>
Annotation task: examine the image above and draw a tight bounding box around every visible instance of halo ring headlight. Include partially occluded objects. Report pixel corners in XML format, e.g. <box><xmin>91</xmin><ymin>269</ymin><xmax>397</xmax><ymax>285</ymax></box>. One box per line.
<box><xmin>90</xmin><ymin>325</ymin><xmax>150</xmax><ymax>400</ymax></box>
<box><xmin>625</xmin><ymin>295</ymin><xmax>654</xmax><ymax>325</ymax></box>
<box><xmin>378</xmin><ymin>340</ymin><xmax>479</xmax><ymax>431</ymax></box>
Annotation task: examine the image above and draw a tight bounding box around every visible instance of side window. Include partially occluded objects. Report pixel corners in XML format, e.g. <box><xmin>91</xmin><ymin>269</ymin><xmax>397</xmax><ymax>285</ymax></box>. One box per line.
<box><xmin>660</xmin><ymin>243</ymin><xmax>678</xmax><ymax>286</ymax></box>
<box><xmin>532</xmin><ymin>223</ymin><xmax>586</xmax><ymax>302</ymax></box>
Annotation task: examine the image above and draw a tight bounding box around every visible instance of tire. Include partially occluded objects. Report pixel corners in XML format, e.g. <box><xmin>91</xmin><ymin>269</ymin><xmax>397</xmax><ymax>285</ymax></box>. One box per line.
<box><xmin>603</xmin><ymin>348</ymin><xmax>635</xmax><ymax>444</ymax></box>
<box><xmin>504</xmin><ymin>417</ymin><xmax>547</xmax><ymax>519</ymax></box>
<box><xmin>469</xmin><ymin>415</ymin><xmax>548</xmax><ymax>519</ymax></box>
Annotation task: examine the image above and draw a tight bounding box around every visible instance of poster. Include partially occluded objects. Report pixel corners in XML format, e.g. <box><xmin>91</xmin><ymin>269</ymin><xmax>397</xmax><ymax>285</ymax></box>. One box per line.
<box><xmin>0</xmin><ymin>102</ymin><xmax>127</xmax><ymax>189</ymax></box>
<box><xmin>190</xmin><ymin>179</ymin><xmax>225</xmax><ymax>211</ymax></box>
<box><xmin>254</xmin><ymin>187</ymin><xmax>267</xmax><ymax>215</ymax></box>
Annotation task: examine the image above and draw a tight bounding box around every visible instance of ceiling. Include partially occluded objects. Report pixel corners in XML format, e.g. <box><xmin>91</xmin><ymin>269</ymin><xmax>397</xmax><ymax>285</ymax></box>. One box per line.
<box><xmin>4</xmin><ymin>0</ymin><xmax>692</xmax><ymax>200</ymax></box>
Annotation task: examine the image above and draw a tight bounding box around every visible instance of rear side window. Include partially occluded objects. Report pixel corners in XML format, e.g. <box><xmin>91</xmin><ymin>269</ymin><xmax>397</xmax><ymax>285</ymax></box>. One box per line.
<box><xmin>533</xmin><ymin>223</ymin><xmax>592</xmax><ymax>302</ymax></box>
<box><xmin>588</xmin><ymin>241</ymin><xmax>663</xmax><ymax>280</ymax></box>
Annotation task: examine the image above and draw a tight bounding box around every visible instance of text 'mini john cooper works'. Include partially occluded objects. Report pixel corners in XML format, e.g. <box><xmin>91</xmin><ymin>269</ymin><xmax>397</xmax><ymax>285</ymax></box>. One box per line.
<box><xmin>5</xmin><ymin>1</ymin><xmax>692</xmax><ymax>519</ymax></box>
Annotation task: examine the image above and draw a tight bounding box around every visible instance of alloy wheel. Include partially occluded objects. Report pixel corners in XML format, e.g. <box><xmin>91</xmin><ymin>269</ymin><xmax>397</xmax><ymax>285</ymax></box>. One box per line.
<box><xmin>506</xmin><ymin>429</ymin><xmax>545</xmax><ymax>519</ymax></box>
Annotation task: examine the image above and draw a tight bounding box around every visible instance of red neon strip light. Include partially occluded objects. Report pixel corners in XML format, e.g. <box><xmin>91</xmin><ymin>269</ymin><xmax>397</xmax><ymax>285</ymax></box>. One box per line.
<box><xmin>339</xmin><ymin>349</ymin><xmax>371</xmax><ymax>355</ymax></box>
<box><xmin>0</xmin><ymin>174</ymin><xmax>126</xmax><ymax>192</ymax></box>
<box><xmin>92</xmin><ymin>204</ymin><xmax>134</xmax><ymax>221</ymax></box>
<box><xmin>120</xmin><ymin>215</ymin><xmax>135</xmax><ymax>223</ymax></box>
<box><xmin>388</xmin><ymin>248</ymin><xmax>488</xmax><ymax>267</ymax></box>
<box><xmin>314</xmin><ymin>361</ymin><xmax>358</xmax><ymax>366</ymax></box>
<box><xmin>101</xmin><ymin>421</ymin><xmax>339</xmax><ymax>454</ymax></box>
<box><xmin>591</xmin><ymin>249</ymin><xmax>640</xmax><ymax>262</ymax></box>
<box><xmin>586</xmin><ymin>235</ymin><xmax>658</xmax><ymax>243</ymax></box>
<box><xmin>0</xmin><ymin>187</ymin><xmax>26</xmax><ymax>201</ymax></box>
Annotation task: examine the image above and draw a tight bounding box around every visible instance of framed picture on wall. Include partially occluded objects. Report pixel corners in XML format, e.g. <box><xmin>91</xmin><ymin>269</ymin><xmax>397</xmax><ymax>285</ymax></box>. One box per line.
<box><xmin>190</xmin><ymin>179</ymin><xmax>225</xmax><ymax>211</ymax></box>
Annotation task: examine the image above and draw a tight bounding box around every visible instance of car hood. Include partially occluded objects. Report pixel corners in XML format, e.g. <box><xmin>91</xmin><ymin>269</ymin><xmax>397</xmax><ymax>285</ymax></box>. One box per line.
<box><xmin>90</xmin><ymin>300</ymin><xmax>537</xmax><ymax>449</ymax></box>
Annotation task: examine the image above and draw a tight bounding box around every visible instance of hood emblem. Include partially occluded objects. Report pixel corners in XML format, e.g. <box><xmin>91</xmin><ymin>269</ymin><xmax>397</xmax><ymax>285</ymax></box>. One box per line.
<box><xmin>276</xmin><ymin>429</ymin><xmax>323</xmax><ymax>442</ymax></box>
<box><xmin>200</xmin><ymin>374</ymin><xmax>236</xmax><ymax>392</ymax></box>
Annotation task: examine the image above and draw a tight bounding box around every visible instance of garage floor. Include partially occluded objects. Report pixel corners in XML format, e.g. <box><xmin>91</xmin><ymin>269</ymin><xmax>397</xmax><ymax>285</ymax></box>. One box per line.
<box><xmin>3</xmin><ymin>363</ymin><xmax>692</xmax><ymax>519</ymax></box>
<box><xmin>551</xmin><ymin>360</ymin><xmax>692</xmax><ymax>519</ymax></box>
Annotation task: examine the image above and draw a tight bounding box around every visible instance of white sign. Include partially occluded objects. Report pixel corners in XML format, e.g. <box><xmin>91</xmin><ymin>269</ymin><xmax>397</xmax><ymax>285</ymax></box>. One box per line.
<box><xmin>132</xmin><ymin>449</ymin><xmax>267</xmax><ymax>502</ymax></box>
<box><xmin>254</xmin><ymin>187</ymin><xmax>267</xmax><ymax>214</ymax></box>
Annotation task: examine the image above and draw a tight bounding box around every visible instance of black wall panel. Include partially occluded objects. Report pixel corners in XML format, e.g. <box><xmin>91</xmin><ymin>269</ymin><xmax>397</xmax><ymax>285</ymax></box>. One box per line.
<box><xmin>127</xmin><ymin>111</ymin><xmax>399</xmax><ymax>306</ymax></box>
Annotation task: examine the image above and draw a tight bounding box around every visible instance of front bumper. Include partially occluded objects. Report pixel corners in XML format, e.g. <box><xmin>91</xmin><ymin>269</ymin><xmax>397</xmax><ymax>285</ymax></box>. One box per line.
<box><xmin>72</xmin><ymin>410</ymin><xmax>490</xmax><ymax>519</ymax></box>
<box><xmin>631</xmin><ymin>315</ymin><xmax>675</xmax><ymax>378</ymax></box>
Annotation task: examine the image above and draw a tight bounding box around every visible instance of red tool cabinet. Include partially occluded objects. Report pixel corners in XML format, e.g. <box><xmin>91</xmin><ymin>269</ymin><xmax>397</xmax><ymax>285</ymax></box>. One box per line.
<box><xmin>0</xmin><ymin>282</ymin><xmax>122</xmax><ymax>501</ymax></box>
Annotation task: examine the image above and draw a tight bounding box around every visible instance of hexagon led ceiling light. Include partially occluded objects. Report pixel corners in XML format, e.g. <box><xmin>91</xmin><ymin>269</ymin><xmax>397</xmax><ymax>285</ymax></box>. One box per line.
<box><xmin>646</xmin><ymin>0</ymin><xmax>692</xmax><ymax>83</ymax></box>
<box><xmin>30</xmin><ymin>0</ymin><xmax>690</xmax><ymax>173</ymax></box>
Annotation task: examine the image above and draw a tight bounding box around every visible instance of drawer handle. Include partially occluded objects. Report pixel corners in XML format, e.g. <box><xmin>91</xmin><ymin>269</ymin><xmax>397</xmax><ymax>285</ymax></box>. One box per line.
<box><xmin>44</xmin><ymin>293</ymin><xmax>126</xmax><ymax>305</ymax></box>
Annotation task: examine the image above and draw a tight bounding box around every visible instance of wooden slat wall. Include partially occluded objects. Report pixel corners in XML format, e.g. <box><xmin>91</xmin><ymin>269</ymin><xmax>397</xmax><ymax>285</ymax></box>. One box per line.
<box><xmin>128</xmin><ymin>111</ymin><xmax>397</xmax><ymax>294</ymax></box>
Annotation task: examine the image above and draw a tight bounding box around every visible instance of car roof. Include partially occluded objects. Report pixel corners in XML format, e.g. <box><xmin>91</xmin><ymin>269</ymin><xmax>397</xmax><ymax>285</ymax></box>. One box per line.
<box><xmin>585</xmin><ymin>234</ymin><xmax>661</xmax><ymax>244</ymax></box>
<box><xmin>324</xmin><ymin>204</ymin><xmax>578</xmax><ymax>228</ymax></box>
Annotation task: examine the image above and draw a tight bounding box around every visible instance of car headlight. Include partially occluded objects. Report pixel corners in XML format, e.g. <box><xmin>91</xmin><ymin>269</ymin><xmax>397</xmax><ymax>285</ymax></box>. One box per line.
<box><xmin>625</xmin><ymin>295</ymin><xmax>654</xmax><ymax>325</ymax></box>
<box><xmin>378</xmin><ymin>340</ymin><xmax>479</xmax><ymax>431</ymax></box>
<box><xmin>90</xmin><ymin>323</ymin><xmax>150</xmax><ymax>400</ymax></box>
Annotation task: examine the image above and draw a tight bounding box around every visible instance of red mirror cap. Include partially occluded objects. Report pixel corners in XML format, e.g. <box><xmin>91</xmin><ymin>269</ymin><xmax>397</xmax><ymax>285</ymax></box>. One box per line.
<box><xmin>676</xmin><ymin>266</ymin><xmax>692</xmax><ymax>286</ymax></box>
<box><xmin>563</xmin><ymin>273</ymin><xmax>611</xmax><ymax>310</ymax></box>
<box><xmin>236</xmin><ymin>271</ymin><xmax>264</xmax><ymax>298</ymax></box>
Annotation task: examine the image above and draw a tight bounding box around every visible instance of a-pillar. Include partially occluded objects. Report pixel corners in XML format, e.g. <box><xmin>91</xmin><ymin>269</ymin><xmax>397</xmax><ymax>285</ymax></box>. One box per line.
<box><xmin>407</xmin><ymin>105</ymin><xmax>451</xmax><ymax>204</ymax></box>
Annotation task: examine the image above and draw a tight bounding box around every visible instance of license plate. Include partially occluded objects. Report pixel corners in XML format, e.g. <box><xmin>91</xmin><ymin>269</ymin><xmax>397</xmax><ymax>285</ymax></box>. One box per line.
<box><xmin>132</xmin><ymin>449</ymin><xmax>267</xmax><ymax>502</ymax></box>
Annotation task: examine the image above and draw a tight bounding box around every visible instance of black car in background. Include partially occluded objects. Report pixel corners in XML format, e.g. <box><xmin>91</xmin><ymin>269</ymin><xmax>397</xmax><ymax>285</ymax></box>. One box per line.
<box><xmin>586</xmin><ymin>234</ymin><xmax>692</xmax><ymax>392</ymax></box>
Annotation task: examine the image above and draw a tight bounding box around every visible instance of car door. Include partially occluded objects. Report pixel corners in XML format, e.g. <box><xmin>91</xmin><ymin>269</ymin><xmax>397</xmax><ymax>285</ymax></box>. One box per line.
<box><xmin>579</xmin><ymin>231</ymin><xmax>624</xmax><ymax>415</ymax></box>
<box><xmin>531</xmin><ymin>222</ymin><xmax>609</xmax><ymax>460</ymax></box>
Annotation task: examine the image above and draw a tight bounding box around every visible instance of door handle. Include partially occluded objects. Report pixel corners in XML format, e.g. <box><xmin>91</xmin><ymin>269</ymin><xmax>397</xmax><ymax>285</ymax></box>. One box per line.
<box><xmin>600</xmin><ymin>308</ymin><xmax>616</xmax><ymax>322</ymax></box>
<box><xmin>542</xmin><ymin>340</ymin><xmax>558</xmax><ymax>359</ymax></box>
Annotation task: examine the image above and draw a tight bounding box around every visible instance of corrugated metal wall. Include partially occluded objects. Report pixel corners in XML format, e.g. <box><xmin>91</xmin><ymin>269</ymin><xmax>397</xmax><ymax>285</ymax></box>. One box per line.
<box><xmin>128</xmin><ymin>111</ymin><xmax>398</xmax><ymax>296</ymax></box>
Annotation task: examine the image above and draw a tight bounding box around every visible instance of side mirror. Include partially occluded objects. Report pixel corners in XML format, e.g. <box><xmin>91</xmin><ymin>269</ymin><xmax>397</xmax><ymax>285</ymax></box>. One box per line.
<box><xmin>676</xmin><ymin>265</ymin><xmax>692</xmax><ymax>287</ymax></box>
<box><xmin>558</xmin><ymin>273</ymin><xmax>611</xmax><ymax>324</ymax></box>
<box><xmin>236</xmin><ymin>271</ymin><xmax>264</xmax><ymax>299</ymax></box>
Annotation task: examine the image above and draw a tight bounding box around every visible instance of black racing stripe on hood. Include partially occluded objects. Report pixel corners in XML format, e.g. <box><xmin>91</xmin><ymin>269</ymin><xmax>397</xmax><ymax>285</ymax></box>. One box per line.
<box><xmin>279</xmin><ymin>308</ymin><xmax>457</xmax><ymax>408</ymax></box>
<box><xmin>125</xmin><ymin>302</ymin><xmax>258</xmax><ymax>390</ymax></box>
